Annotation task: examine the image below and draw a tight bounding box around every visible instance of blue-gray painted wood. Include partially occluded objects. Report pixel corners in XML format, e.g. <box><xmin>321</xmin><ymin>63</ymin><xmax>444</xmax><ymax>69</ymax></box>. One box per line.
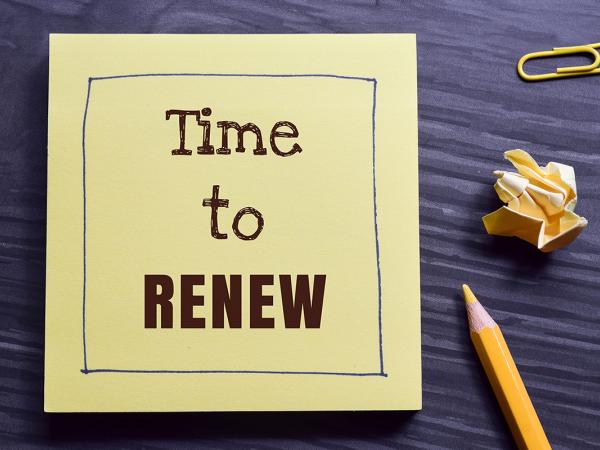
<box><xmin>0</xmin><ymin>1</ymin><xmax>598</xmax><ymax>448</ymax></box>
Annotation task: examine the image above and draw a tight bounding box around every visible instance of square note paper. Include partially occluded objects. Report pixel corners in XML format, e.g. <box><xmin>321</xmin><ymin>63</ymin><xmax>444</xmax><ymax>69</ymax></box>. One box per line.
<box><xmin>45</xmin><ymin>34</ymin><xmax>420</xmax><ymax>412</ymax></box>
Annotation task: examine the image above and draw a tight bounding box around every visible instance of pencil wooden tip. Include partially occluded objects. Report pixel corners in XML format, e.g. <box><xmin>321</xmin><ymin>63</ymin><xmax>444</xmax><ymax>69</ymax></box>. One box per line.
<box><xmin>462</xmin><ymin>284</ymin><xmax>478</xmax><ymax>304</ymax></box>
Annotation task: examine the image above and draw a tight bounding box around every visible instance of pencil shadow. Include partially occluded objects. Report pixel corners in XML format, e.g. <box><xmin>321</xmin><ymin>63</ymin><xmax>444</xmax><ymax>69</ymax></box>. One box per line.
<box><xmin>45</xmin><ymin>410</ymin><xmax>418</xmax><ymax>444</ymax></box>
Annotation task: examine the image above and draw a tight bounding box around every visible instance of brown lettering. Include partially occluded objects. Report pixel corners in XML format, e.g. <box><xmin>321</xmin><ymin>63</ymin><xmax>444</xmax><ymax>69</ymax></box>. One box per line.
<box><xmin>250</xmin><ymin>275</ymin><xmax>274</xmax><ymax>328</ymax></box>
<box><xmin>181</xmin><ymin>275</ymin><xmax>205</xmax><ymax>328</ymax></box>
<box><xmin>165</xmin><ymin>110</ymin><xmax>200</xmax><ymax>155</ymax></box>
<box><xmin>212</xmin><ymin>275</ymin><xmax>242</xmax><ymax>328</ymax></box>
<box><xmin>216</xmin><ymin>121</ymin><xmax>267</xmax><ymax>155</ymax></box>
<box><xmin>202</xmin><ymin>185</ymin><xmax>229</xmax><ymax>239</ymax></box>
<box><xmin>197</xmin><ymin>107</ymin><xmax>214</xmax><ymax>155</ymax></box>
<box><xmin>270</xmin><ymin>121</ymin><xmax>302</xmax><ymax>157</ymax></box>
<box><xmin>280</xmin><ymin>275</ymin><xmax>326</xmax><ymax>328</ymax></box>
<box><xmin>232</xmin><ymin>207</ymin><xmax>264</xmax><ymax>241</ymax></box>
<box><xmin>144</xmin><ymin>274</ymin><xmax>174</xmax><ymax>328</ymax></box>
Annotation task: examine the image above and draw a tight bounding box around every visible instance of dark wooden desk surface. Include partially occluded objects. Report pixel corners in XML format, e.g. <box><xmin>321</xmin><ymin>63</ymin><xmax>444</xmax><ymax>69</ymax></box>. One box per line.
<box><xmin>1</xmin><ymin>1</ymin><xmax>599</xmax><ymax>448</ymax></box>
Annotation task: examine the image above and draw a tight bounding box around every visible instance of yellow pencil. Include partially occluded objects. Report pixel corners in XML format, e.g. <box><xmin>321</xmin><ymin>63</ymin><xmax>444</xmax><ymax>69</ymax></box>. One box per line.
<box><xmin>462</xmin><ymin>284</ymin><xmax>551</xmax><ymax>450</ymax></box>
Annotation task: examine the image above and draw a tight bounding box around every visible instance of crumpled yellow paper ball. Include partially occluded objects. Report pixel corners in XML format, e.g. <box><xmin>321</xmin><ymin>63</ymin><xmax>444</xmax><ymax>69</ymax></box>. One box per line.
<box><xmin>482</xmin><ymin>149</ymin><xmax>587</xmax><ymax>252</ymax></box>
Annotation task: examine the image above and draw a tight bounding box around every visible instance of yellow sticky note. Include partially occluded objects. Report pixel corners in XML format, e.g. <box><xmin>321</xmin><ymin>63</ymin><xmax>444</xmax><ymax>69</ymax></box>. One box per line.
<box><xmin>45</xmin><ymin>34</ymin><xmax>421</xmax><ymax>412</ymax></box>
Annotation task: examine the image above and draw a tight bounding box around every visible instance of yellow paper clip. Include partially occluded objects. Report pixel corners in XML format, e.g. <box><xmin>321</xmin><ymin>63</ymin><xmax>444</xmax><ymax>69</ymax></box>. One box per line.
<box><xmin>517</xmin><ymin>42</ymin><xmax>600</xmax><ymax>81</ymax></box>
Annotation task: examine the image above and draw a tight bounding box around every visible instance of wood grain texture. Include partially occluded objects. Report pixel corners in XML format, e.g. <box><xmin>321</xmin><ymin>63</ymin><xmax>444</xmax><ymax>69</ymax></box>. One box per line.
<box><xmin>1</xmin><ymin>0</ymin><xmax>599</xmax><ymax>448</ymax></box>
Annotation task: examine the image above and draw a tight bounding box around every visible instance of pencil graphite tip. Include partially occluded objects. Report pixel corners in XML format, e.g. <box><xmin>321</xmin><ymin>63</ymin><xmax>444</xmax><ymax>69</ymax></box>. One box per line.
<box><xmin>462</xmin><ymin>284</ymin><xmax>478</xmax><ymax>305</ymax></box>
